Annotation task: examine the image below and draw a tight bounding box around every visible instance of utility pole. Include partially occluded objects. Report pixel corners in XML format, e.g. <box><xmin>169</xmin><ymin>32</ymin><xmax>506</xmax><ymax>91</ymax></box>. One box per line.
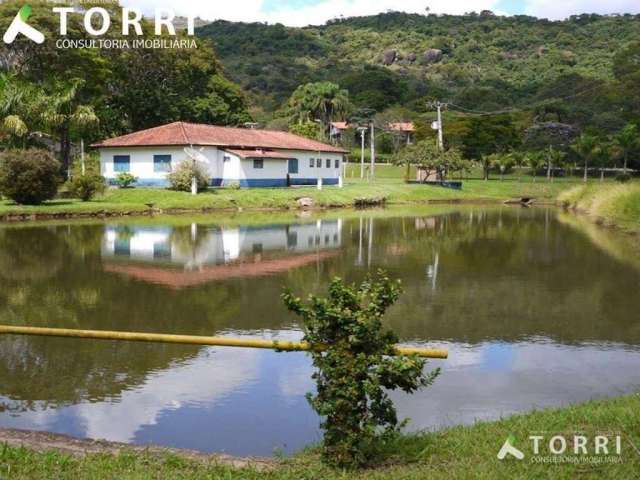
<box><xmin>358</xmin><ymin>127</ymin><xmax>367</xmax><ymax>179</ymax></box>
<box><xmin>370</xmin><ymin>120</ymin><xmax>375</xmax><ymax>180</ymax></box>
<box><xmin>80</xmin><ymin>138</ymin><xmax>85</xmax><ymax>176</ymax></box>
<box><xmin>428</xmin><ymin>100</ymin><xmax>446</xmax><ymax>151</ymax></box>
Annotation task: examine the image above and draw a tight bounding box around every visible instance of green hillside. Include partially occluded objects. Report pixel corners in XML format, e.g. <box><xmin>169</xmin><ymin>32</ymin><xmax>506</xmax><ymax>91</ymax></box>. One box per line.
<box><xmin>197</xmin><ymin>11</ymin><xmax>640</xmax><ymax>128</ymax></box>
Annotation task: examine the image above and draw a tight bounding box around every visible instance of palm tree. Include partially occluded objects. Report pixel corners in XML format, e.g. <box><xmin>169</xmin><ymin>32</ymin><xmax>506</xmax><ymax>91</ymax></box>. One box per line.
<box><xmin>509</xmin><ymin>151</ymin><xmax>526</xmax><ymax>182</ymax></box>
<box><xmin>287</xmin><ymin>82</ymin><xmax>351</xmax><ymax>134</ymax></box>
<box><xmin>595</xmin><ymin>142</ymin><xmax>613</xmax><ymax>182</ymax></box>
<box><xmin>571</xmin><ymin>133</ymin><xmax>598</xmax><ymax>183</ymax></box>
<box><xmin>545</xmin><ymin>146</ymin><xmax>566</xmax><ymax>182</ymax></box>
<box><xmin>615</xmin><ymin>123</ymin><xmax>638</xmax><ymax>174</ymax></box>
<box><xmin>0</xmin><ymin>73</ymin><xmax>47</xmax><ymax>148</ymax></box>
<box><xmin>526</xmin><ymin>151</ymin><xmax>543</xmax><ymax>182</ymax></box>
<box><xmin>41</xmin><ymin>79</ymin><xmax>98</xmax><ymax>175</ymax></box>
<box><xmin>493</xmin><ymin>153</ymin><xmax>514</xmax><ymax>181</ymax></box>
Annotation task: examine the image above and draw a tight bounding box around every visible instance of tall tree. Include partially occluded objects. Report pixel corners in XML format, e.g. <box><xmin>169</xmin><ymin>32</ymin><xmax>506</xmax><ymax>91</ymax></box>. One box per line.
<box><xmin>41</xmin><ymin>80</ymin><xmax>98</xmax><ymax>175</ymax></box>
<box><xmin>571</xmin><ymin>133</ymin><xmax>599</xmax><ymax>182</ymax></box>
<box><xmin>595</xmin><ymin>142</ymin><xmax>613</xmax><ymax>182</ymax></box>
<box><xmin>615</xmin><ymin>123</ymin><xmax>638</xmax><ymax>174</ymax></box>
<box><xmin>286</xmin><ymin>82</ymin><xmax>351</xmax><ymax>133</ymax></box>
<box><xmin>545</xmin><ymin>146</ymin><xmax>566</xmax><ymax>182</ymax></box>
<box><xmin>526</xmin><ymin>151</ymin><xmax>543</xmax><ymax>182</ymax></box>
<box><xmin>461</xmin><ymin>115</ymin><xmax>520</xmax><ymax>179</ymax></box>
<box><xmin>0</xmin><ymin>74</ymin><xmax>45</xmax><ymax>147</ymax></box>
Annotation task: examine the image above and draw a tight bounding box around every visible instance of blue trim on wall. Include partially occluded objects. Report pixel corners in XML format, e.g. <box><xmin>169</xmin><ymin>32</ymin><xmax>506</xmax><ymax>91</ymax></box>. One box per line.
<box><xmin>242</xmin><ymin>179</ymin><xmax>287</xmax><ymax>188</ymax></box>
<box><xmin>107</xmin><ymin>177</ymin><xmax>341</xmax><ymax>188</ymax></box>
<box><xmin>290</xmin><ymin>178</ymin><xmax>339</xmax><ymax>186</ymax></box>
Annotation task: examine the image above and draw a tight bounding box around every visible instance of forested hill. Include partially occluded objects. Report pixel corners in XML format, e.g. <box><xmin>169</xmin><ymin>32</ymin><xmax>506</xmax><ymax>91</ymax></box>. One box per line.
<box><xmin>197</xmin><ymin>11</ymin><xmax>640</xmax><ymax>119</ymax></box>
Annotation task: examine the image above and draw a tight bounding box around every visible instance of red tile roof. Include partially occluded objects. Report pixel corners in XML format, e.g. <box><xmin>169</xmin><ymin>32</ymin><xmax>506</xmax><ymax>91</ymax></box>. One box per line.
<box><xmin>103</xmin><ymin>251</ymin><xmax>338</xmax><ymax>289</ymax></box>
<box><xmin>330</xmin><ymin>121</ymin><xmax>349</xmax><ymax>130</ymax></box>
<box><xmin>223</xmin><ymin>148</ymin><xmax>294</xmax><ymax>160</ymax></box>
<box><xmin>92</xmin><ymin>122</ymin><xmax>347</xmax><ymax>153</ymax></box>
<box><xmin>388</xmin><ymin>122</ymin><xmax>415</xmax><ymax>132</ymax></box>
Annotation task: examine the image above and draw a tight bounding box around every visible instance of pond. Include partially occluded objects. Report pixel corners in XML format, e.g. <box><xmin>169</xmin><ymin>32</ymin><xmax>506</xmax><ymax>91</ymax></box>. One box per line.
<box><xmin>0</xmin><ymin>206</ymin><xmax>639</xmax><ymax>457</ymax></box>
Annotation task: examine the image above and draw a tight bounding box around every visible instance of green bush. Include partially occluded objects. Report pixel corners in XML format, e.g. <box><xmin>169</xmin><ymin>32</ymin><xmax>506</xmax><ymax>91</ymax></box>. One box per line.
<box><xmin>282</xmin><ymin>271</ymin><xmax>440</xmax><ymax>468</ymax></box>
<box><xmin>66</xmin><ymin>155</ymin><xmax>106</xmax><ymax>201</ymax></box>
<box><xmin>167</xmin><ymin>160</ymin><xmax>209</xmax><ymax>192</ymax></box>
<box><xmin>115</xmin><ymin>172</ymin><xmax>137</xmax><ymax>188</ymax></box>
<box><xmin>68</xmin><ymin>174</ymin><xmax>106</xmax><ymax>201</ymax></box>
<box><xmin>0</xmin><ymin>149</ymin><xmax>60</xmax><ymax>205</ymax></box>
<box><xmin>615</xmin><ymin>173</ymin><xmax>632</xmax><ymax>183</ymax></box>
<box><xmin>225</xmin><ymin>180</ymin><xmax>241</xmax><ymax>189</ymax></box>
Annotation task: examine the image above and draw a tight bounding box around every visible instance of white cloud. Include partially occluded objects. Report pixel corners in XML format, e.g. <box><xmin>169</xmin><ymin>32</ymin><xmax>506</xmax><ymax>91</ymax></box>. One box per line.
<box><xmin>524</xmin><ymin>0</ymin><xmax>640</xmax><ymax>20</ymax></box>
<box><xmin>121</xmin><ymin>0</ymin><xmax>501</xmax><ymax>27</ymax></box>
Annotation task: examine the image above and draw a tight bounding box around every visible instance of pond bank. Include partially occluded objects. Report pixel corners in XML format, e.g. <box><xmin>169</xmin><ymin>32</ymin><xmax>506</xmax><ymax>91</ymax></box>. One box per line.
<box><xmin>2</xmin><ymin>393</ymin><xmax>638</xmax><ymax>479</ymax></box>
<box><xmin>0</xmin><ymin>178</ymin><xmax>576</xmax><ymax>222</ymax></box>
<box><xmin>558</xmin><ymin>183</ymin><xmax>640</xmax><ymax>234</ymax></box>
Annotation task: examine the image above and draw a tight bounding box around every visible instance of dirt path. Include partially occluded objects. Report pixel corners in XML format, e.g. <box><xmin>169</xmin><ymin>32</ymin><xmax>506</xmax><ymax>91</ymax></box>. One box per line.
<box><xmin>0</xmin><ymin>428</ymin><xmax>275</xmax><ymax>470</ymax></box>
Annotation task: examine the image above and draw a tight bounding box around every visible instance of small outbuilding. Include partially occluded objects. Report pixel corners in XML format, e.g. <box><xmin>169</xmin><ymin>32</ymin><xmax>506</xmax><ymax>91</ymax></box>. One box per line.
<box><xmin>92</xmin><ymin>122</ymin><xmax>347</xmax><ymax>187</ymax></box>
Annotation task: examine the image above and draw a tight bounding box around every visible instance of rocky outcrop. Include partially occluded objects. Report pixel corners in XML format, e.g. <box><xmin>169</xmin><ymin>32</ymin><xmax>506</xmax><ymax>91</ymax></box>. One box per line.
<box><xmin>407</xmin><ymin>52</ymin><xmax>417</xmax><ymax>63</ymax></box>
<box><xmin>500</xmin><ymin>51</ymin><xmax>519</xmax><ymax>60</ymax></box>
<box><xmin>296</xmin><ymin>197</ymin><xmax>314</xmax><ymax>209</ymax></box>
<box><xmin>421</xmin><ymin>48</ymin><xmax>443</xmax><ymax>64</ymax></box>
<box><xmin>381</xmin><ymin>49</ymin><xmax>397</xmax><ymax>65</ymax></box>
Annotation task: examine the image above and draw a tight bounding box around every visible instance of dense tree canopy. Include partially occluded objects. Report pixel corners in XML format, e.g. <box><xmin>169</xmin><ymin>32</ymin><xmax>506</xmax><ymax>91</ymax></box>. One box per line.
<box><xmin>0</xmin><ymin>0</ymin><xmax>251</xmax><ymax>165</ymax></box>
<box><xmin>198</xmin><ymin>11</ymin><xmax>640</xmax><ymax>125</ymax></box>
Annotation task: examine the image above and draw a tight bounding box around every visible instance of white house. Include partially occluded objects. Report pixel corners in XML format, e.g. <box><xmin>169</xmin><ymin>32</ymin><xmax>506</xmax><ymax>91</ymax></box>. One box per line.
<box><xmin>101</xmin><ymin>220</ymin><xmax>342</xmax><ymax>268</ymax></box>
<box><xmin>92</xmin><ymin>122</ymin><xmax>347</xmax><ymax>188</ymax></box>
<box><xmin>100</xmin><ymin>220</ymin><xmax>343</xmax><ymax>288</ymax></box>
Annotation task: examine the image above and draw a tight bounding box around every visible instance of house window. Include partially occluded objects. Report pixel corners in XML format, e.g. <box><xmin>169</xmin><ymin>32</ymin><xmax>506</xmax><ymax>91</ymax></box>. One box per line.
<box><xmin>288</xmin><ymin>158</ymin><xmax>299</xmax><ymax>174</ymax></box>
<box><xmin>316</xmin><ymin>158</ymin><xmax>321</xmax><ymax>168</ymax></box>
<box><xmin>309</xmin><ymin>158</ymin><xmax>314</xmax><ymax>168</ymax></box>
<box><xmin>113</xmin><ymin>155</ymin><xmax>130</xmax><ymax>173</ymax></box>
<box><xmin>153</xmin><ymin>154</ymin><xmax>172</xmax><ymax>173</ymax></box>
<box><xmin>326</xmin><ymin>158</ymin><xmax>330</xmax><ymax>168</ymax></box>
<box><xmin>335</xmin><ymin>159</ymin><xmax>340</xmax><ymax>168</ymax></box>
<box><xmin>153</xmin><ymin>242</ymin><xmax>171</xmax><ymax>259</ymax></box>
<box><xmin>287</xmin><ymin>232</ymin><xmax>298</xmax><ymax>248</ymax></box>
<box><xmin>253</xmin><ymin>159</ymin><xmax>264</xmax><ymax>169</ymax></box>
<box><xmin>114</xmin><ymin>238</ymin><xmax>130</xmax><ymax>256</ymax></box>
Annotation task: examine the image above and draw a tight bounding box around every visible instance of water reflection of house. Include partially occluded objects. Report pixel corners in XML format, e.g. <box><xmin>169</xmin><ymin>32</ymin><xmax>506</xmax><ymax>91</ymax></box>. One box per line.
<box><xmin>102</xmin><ymin>221</ymin><xmax>342</xmax><ymax>288</ymax></box>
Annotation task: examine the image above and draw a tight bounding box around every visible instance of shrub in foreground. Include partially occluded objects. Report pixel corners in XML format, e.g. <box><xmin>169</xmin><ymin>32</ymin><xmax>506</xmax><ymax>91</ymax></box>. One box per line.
<box><xmin>115</xmin><ymin>172</ymin><xmax>137</xmax><ymax>188</ymax></box>
<box><xmin>67</xmin><ymin>156</ymin><xmax>106</xmax><ymax>201</ymax></box>
<box><xmin>615</xmin><ymin>173</ymin><xmax>632</xmax><ymax>183</ymax></box>
<box><xmin>167</xmin><ymin>160</ymin><xmax>209</xmax><ymax>192</ymax></box>
<box><xmin>282</xmin><ymin>271</ymin><xmax>440</xmax><ymax>468</ymax></box>
<box><xmin>0</xmin><ymin>149</ymin><xmax>60</xmax><ymax>205</ymax></box>
<box><xmin>68</xmin><ymin>174</ymin><xmax>106</xmax><ymax>201</ymax></box>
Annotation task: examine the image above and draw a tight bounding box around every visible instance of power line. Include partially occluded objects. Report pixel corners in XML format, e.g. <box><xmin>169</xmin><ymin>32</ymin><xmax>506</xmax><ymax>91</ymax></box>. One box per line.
<box><xmin>444</xmin><ymin>83</ymin><xmax>604</xmax><ymax>117</ymax></box>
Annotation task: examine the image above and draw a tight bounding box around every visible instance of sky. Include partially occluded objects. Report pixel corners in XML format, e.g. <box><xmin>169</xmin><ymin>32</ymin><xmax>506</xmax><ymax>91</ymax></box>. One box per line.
<box><xmin>121</xmin><ymin>0</ymin><xmax>640</xmax><ymax>27</ymax></box>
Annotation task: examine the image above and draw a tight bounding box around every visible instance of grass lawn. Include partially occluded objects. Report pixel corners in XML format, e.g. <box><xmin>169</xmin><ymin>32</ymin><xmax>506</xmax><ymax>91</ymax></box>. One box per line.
<box><xmin>0</xmin><ymin>164</ymin><xmax>600</xmax><ymax>220</ymax></box>
<box><xmin>558</xmin><ymin>183</ymin><xmax>640</xmax><ymax>233</ymax></box>
<box><xmin>1</xmin><ymin>393</ymin><xmax>638</xmax><ymax>479</ymax></box>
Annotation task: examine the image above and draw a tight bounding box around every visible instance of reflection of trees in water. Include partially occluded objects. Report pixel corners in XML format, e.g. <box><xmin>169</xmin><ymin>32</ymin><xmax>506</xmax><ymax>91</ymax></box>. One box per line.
<box><xmin>0</xmin><ymin>224</ymin><xmax>247</xmax><ymax>408</ymax></box>
<box><xmin>1</xmin><ymin>211</ymin><xmax>639</xmax><ymax>409</ymax></box>
<box><xmin>0</xmin><ymin>335</ymin><xmax>200</xmax><ymax>411</ymax></box>
<box><xmin>372</xmin><ymin>210</ymin><xmax>640</xmax><ymax>345</ymax></box>
<box><xmin>0</xmin><ymin>228</ymin><xmax>65</xmax><ymax>281</ymax></box>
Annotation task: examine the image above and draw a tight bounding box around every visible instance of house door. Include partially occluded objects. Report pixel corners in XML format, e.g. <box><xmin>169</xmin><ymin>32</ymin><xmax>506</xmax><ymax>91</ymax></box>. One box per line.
<box><xmin>288</xmin><ymin>158</ymin><xmax>299</xmax><ymax>174</ymax></box>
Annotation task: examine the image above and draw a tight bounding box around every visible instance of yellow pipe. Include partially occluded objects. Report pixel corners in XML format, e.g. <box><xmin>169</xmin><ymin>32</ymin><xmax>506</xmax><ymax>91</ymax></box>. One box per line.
<box><xmin>0</xmin><ymin>325</ymin><xmax>448</xmax><ymax>359</ymax></box>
